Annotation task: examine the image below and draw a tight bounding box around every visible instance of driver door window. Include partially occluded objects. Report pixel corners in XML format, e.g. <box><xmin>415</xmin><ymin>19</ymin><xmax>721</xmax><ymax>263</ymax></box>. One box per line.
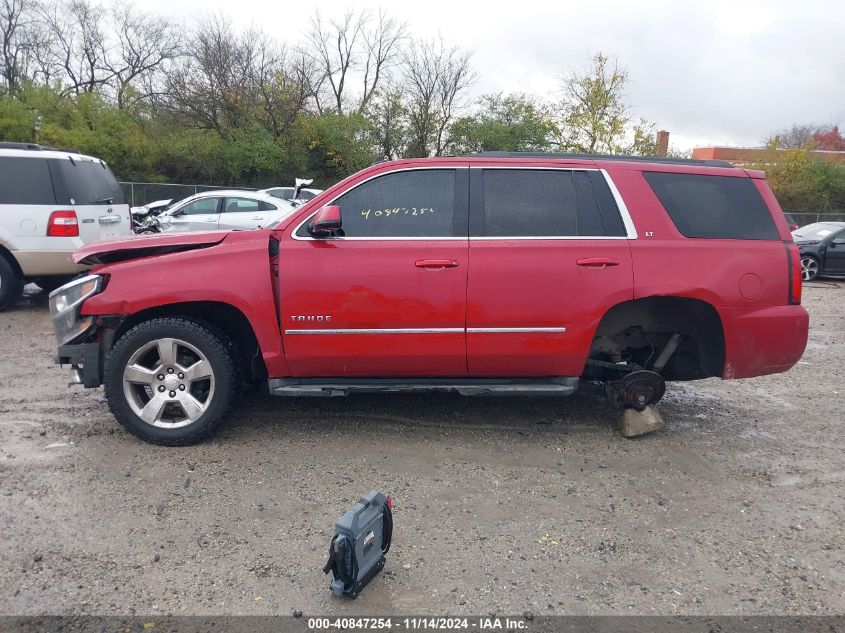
<box><xmin>171</xmin><ymin>197</ymin><xmax>222</xmax><ymax>232</ymax></box>
<box><xmin>296</xmin><ymin>169</ymin><xmax>459</xmax><ymax>238</ymax></box>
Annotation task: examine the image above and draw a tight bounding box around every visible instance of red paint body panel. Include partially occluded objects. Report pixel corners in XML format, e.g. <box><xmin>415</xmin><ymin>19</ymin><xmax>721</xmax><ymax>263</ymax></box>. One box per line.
<box><xmin>80</xmin><ymin>230</ymin><xmax>291</xmax><ymax>377</ymax></box>
<box><xmin>719</xmin><ymin>305</ymin><xmax>809</xmax><ymax>378</ymax></box>
<box><xmin>73</xmin><ymin>155</ymin><xmax>809</xmax><ymax>385</ymax></box>
<box><xmin>73</xmin><ymin>230</ymin><xmax>229</xmax><ymax>265</ymax></box>
<box><xmin>466</xmin><ymin>239</ymin><xmax>633</xmax><ymax>376</ymax></box>
<box><xmin>278</xmin><ymin>238</ymin><xmax>469</xmax><ymax>376</ymax></box>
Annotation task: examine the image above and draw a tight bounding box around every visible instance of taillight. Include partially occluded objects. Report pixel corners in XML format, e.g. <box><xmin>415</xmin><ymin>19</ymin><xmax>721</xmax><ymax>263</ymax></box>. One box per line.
<box><xmin>46</xmin><ymin>210</ymin><xmax>79</xmax><ymax>237</ymax></box>
<box><xmin>786</xmin><ymin>242</ymin><xmax>802</xmax><ymax>305</ymax></box>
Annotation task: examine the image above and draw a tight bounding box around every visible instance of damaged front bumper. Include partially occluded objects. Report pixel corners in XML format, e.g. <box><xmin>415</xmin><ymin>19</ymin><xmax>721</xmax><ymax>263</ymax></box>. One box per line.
<box><xmin>57</xmin><ymin>341</ymin><xmax>103</xmax><ymax>387</ymax></box>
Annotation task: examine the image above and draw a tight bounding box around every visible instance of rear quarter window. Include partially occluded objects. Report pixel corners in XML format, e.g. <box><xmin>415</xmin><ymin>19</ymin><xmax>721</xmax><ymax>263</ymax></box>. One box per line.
<box><xmin>59</xmin><ymin>159</ymin><xmax>125</xmax><ymax>205</ymax></box>
<box><xmin>644</xmin><ymin>172</ymin><xmax>779</xmax><ymax>240</ymax></box>
<box><xmin>0</xmin><ymin>156</ymin><xmax>57</xmax><ymax>205</ymax></box>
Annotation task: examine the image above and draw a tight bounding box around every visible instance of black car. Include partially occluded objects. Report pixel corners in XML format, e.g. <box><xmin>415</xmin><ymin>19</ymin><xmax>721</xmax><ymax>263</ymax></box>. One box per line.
<box><xmin>792</xmin><ymin>221</ymin><xmax>845</xmax><ymax>280</ymax></box>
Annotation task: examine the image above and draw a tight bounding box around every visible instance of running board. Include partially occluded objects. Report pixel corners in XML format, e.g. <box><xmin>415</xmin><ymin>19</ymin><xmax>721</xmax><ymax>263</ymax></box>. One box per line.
<box><xmin>268</xmin><ymin>377</ymin><xmax>580</xmax><ymax>398</ymax></box>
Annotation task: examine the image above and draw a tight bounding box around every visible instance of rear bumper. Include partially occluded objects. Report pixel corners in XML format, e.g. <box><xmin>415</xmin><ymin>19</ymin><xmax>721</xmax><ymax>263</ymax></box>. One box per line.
<box><xmin>720</xmin><ymin>305</ymin><xmax>809</xmax><ymax>379</ymax></box>
<box><xmin>13</xmin><ymin>250</ymin><xmax>88</xmax><ymax>276</ymax></box>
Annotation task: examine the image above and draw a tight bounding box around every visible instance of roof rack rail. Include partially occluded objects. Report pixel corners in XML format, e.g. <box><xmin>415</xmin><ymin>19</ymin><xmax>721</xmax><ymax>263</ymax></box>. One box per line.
<box><xmin>0</xmin><ymin>142</ymin><xmax>45</xmax><ymax>151</ymax></box>
<box><xmin>0</xmin><ymin>142</ymin><xmax>82</xmax><ymax>154</ymax></box>
<box><xmin>472</xmin><ymin>151</ymin><xmax>735</xmax><ymax>168</ymax></box>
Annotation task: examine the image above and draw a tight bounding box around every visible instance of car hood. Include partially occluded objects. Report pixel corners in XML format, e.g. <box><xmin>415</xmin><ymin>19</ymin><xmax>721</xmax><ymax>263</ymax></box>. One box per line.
<box><xmin>792</xmin><ymin>237</ymin><xmax>820</xmax><ymax>246</ymax></box>
<box><xmin>73</xmin><ymin>230</ymin><xmax>230</xmax><ymax>266</ymax></box>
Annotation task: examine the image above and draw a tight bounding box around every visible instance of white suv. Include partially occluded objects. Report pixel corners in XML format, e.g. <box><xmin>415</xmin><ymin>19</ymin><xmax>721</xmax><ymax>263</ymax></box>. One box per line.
<box><xmin>0</xmin><ymin>143</ymin><xmax>131</xmax><ymax>310</ymax></box>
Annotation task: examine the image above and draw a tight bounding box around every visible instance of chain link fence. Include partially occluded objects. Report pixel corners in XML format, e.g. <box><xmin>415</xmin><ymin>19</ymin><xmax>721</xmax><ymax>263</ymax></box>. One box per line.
<box><xmin>788</xmin><ymin>212</ymin><xmax>845</xmax><ymax>227</ymax></box>
<box><xmin>119</xmin><ymin>182</ymin><xmax>256</xmax><ymax>208</ymax></box>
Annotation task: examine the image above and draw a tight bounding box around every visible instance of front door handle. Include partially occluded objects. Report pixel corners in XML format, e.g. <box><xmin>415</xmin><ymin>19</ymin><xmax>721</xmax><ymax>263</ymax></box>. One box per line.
<box><xmin>415</xmin><ymin>259</ymin><xmax>459</xmax><ymax>269</ymax></box>
<box><xmin>576</xmin><ymin>257</ymin><xmax>620</xmax><ymax>268</ymax></box>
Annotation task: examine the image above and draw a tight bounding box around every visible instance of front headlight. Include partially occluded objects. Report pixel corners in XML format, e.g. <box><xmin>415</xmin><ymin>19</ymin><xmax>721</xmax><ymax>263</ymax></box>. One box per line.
<box><xmin>49</xmin><ymin>275</ymin><xmax>103</xmax><ymax>346</ymax></box>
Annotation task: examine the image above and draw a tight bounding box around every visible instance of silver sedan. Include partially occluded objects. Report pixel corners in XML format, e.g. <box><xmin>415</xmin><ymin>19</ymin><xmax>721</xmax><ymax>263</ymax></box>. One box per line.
<box><xmin>157</xmin><ymin>190</ymin><xmax>296</xmax><ymax>233</ymax></box>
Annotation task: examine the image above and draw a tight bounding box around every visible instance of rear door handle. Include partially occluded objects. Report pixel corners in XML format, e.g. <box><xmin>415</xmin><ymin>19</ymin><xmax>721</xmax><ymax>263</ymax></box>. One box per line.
<box><xmin>251</xmin><ymin>216</ymin><xmax>263</xmax><ymax>220</ymax></box>
<box><xmin>576</xmin><ymin>257</ymin><xmax>619</xmax><ymax>268</ymax></box>
<box><xmin>415</xmin><ymin>259</ymin><xmax>459</xmax><ymax>269</ymax></box>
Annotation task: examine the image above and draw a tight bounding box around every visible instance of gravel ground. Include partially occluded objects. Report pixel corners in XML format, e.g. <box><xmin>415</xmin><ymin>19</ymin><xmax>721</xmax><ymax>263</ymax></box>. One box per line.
<box><xmin>1</xmin><ymin>282</ymin><xmax>843</xmax><ymax>617</ymax></box>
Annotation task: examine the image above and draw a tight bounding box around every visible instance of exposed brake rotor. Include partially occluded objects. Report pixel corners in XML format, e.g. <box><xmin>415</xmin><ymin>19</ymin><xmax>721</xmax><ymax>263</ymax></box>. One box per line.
<box><xmin>606</xmin><ymin>370</ymin><xmax>666</xmax><ymax>411</ymax></box>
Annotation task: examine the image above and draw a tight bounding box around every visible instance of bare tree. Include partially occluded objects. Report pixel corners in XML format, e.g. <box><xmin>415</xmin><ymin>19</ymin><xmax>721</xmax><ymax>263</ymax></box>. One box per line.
<box><xmin>403</xmin><ymin>37</ymin><xmax>475</xmax><ymax>157</ymax></box>
<box><xmin>106</xmin><ymin>1</ymin><xmax>180</xmax><ymax>108</ymax></box>
<box><xmin>359</xmin><ymin>9</ymin><xmax>404</xmax><ymax>111</ymax></box>
<box><xmin>307</xmin><ymin>8</ymin><xmax>404</xmax><ymax>115</ymax></box>
<box><xmin>163</xmin><ymin>15</ymin><xmax>311</xmax><ymax>139</ymax></box>
<box><xmin>38</xmin><ymin>0</ymin><xmax>110</xmax><ymax>95</ymax></box>
<box><xmin>249</xmin><ymin>37</ymin><xmax>313</xmax><ymax>139</ymax></box>
<box><xmin>769</xmin><ymin>124</ymin><xmax>819</xmax><ymax>149</ymax></box>
<box><xmin>1</xmin><ymin>0</ymin><xmax>36</xmax><ymax>94</ymax></box>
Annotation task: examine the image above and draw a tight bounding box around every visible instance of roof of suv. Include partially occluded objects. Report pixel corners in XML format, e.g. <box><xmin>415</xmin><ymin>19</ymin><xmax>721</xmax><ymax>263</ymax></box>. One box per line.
<box><xmin>471</xmin><ymin>151</ymin><xmax>735</xmax><ymax>168</ymax></box>
<box><xmin>0</xmin><ymin>141</ymin><xmax>102</xmax><ymax>163</ymax></box>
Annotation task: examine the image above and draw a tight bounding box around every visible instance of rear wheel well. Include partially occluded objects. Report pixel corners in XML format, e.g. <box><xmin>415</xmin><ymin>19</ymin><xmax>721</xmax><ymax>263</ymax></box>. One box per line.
<box><xmin>0</xmin><ymin>245</ymin><xmax>23</xmax><ymax>279</ymax></box>
<box><xmin>113</xmin><ymin>302</ymin><xmax>267</xmax><ymax>381</ymax></box>
<box><xmin>587</xmin><ymin>297</ymin><xmax>725</xmax><ymax>381</ymax></box>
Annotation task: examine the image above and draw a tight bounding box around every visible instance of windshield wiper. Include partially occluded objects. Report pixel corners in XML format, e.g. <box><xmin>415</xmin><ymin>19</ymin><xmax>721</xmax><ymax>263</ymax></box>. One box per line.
<box><xmin>91</xmin><ymin>197</ymin><xmax>114</xmax><ymax>205</ymax></box>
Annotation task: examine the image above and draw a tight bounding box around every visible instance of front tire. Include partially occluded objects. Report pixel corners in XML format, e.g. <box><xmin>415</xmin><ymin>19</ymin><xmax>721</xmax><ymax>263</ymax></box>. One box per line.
<box><xmin>104</xmin><ymin>318</ymin><xmax>238</xmax><ymax>445</ymax></box>
<box><xmin>0</xmin><ymin>256</ymin><xmax>24</xmax><ymax>311</ymax></box>
<box><xmin>801</xmin><ymin>255</ymin><xmax>820</xmax><ymax>281</ymax></box>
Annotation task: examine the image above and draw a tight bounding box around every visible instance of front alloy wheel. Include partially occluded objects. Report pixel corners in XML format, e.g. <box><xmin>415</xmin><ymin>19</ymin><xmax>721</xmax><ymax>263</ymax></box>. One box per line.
<box><xmin>122</xmin><ymin>338</ymin><xmax>215</xmax><ymax>428</ymax></box>
<box><xmin>800</xmin><ymin>256</ymin><xmax>819</xmax><ymax>281</ymax></box>
<box><xmin>105</xmin><ymin>318</ymin><xmax>238</xmax><ymax>445</ymax></box>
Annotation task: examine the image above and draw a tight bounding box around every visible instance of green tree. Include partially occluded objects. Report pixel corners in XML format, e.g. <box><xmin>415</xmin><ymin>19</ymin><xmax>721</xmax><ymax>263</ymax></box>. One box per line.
<box><xmin>449</xmin><ymin>93</ymin><xmax>557</xmax><ymax>153</ymax></box>
<box><xmin>755</xmin><ymin>144</ymin><xmax>845</xmax><ymax>212</ymax></box>
<box><xmin>0</xmin><ymin>84</ymin><xmax>159</xmax><ymax>179</ymax></box>
<box><xmin>557</xmin><ymin>53</ymin><xmax>654</xmax><ymax>156</ymax></box>
<box><xmin>299</xmin><ymin>111</ymin><xmax>376</xmax><ymax>184</ymax></box>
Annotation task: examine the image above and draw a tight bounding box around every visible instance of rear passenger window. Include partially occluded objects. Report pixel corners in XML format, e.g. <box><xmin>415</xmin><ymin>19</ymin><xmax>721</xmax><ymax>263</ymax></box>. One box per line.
<box><xmin>223</xmin><ymin>198</ymin><xmax>276</xmax><ymax>212</ymax></box>
<box><xmin>298</xmin><ymin>169</ymin><xmax>456</xmax><ymax>238</ymax></box>
<box><xmin>479</xmin><ymin>169</ymin><xmax>626</xmax><ymax>237</ymax></box>
<box><xmin>644</xmin><ymin>172</ymin><xmax>779</xmax><ymax>240</ymax></box>
<box><xmin>0</xmin><ymin>157</ymin><xmax>56</xmax><ymax>205</ymax></box>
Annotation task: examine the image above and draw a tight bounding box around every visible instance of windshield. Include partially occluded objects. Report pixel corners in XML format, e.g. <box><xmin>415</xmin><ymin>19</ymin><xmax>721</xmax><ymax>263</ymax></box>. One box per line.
<box><xmin>793</xmin><ymin>223</ymin><xmax>844</xmax><ymax>239</ymax></box>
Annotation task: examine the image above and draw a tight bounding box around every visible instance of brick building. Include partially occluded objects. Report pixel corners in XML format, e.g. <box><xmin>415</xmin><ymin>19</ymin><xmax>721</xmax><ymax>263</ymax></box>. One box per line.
<box><xmin>691</xmin><ymin>146</ymin><xmax>845</xmax><ymax>166</ymax></box>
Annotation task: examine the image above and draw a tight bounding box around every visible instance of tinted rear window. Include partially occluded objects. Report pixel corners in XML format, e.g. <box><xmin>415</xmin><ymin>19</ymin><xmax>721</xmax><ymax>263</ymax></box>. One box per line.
<box><xmin>59</xmin><ymin>159</ymin><xmax>125</xmax><ymax>205</ymax></box>
<box><xmin>479</xmin><ymin>169</ymin><xmax>627</xmax><ymax>237</ymax></box>
<box><xmin>644</xmin><ymin>172</ymin><xmax>779</xmax><ymax>240</ymax></box>
<box><xmin>0</xmin><ymin>156</ymin><xmax>56</xmax><ymax>205</ymax></box>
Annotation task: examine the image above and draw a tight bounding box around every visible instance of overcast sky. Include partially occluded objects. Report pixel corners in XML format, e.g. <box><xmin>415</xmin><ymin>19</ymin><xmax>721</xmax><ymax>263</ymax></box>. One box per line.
<box><xmin>133</xmin><ymin>0</ymin><xmax>844</xmax><ymax>151</ymax></box>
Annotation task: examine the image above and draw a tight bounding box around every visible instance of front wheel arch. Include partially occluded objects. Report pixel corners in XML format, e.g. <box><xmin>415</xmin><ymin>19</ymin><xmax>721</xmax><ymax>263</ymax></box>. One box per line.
<box><xmin>113</xmin><ymin>301</ymin><xmax>267</xmax><ymax>382</ymax></box>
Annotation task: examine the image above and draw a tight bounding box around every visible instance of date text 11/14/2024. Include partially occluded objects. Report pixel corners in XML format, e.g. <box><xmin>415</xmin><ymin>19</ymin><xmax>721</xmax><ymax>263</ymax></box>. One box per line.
<box><xmin>307</xmin><ymin>617</ymin><xmax>529</xmax><ymax>630</ymax></box>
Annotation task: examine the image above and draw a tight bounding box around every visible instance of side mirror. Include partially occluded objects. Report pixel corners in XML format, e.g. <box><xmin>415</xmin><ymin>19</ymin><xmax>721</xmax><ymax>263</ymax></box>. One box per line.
<box><xmin>832</xmin><ymin>238</ymin><xmax>845</xmax><ymax>246</ymax></box>
<box><xmin>308</xmin><ymin>205</ymin><xmax>342</xmax><ymax>237</ymax></box>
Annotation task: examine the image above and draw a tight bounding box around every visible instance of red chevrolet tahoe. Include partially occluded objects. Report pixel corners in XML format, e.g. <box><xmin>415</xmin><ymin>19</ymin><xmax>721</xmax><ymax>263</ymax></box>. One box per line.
<box><xmin>50</xmin><ymin>153</ymin><xmax>809</xmax><ymax>445</ymax></box>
